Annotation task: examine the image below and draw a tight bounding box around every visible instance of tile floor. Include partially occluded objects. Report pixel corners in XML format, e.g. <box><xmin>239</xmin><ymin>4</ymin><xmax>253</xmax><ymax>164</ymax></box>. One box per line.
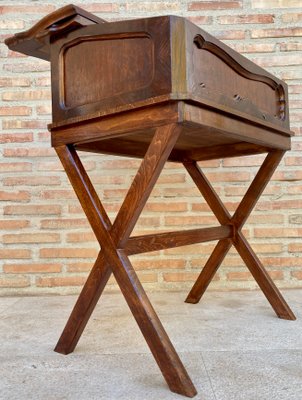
<box><xmin>0</xmin><ymin>289</ymin><xmax>301</xmax><ymax>400</ymax></box>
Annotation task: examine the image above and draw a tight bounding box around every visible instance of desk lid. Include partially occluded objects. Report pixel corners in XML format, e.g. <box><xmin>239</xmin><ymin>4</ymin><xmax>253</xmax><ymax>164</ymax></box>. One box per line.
<box><xmin>4</xmin><ymin>4</ymin><xmax>105</xmax><ymax>61</ymax></box>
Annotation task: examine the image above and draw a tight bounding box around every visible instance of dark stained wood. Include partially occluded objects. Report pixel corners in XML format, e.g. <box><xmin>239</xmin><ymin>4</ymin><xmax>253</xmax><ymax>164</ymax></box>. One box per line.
<box><xmin>54</xmin><ymin>252</ymin><xmax>111</xmax><ymax>354</ymax></box>
<box><xmin>186</xmin><ymin>240</ymin><xmax>232</xmax><ymax>304</ymax></box>
<box><xmin>5</xmin><ymin>6</ymin><xmax>296</xmax><ymax>398</ymax></box>
<box><xmin>183</xmin><ymin>142</ymin><xmax>270</xmax><ymax>162</ymax></box>
<box><xmin>232</xmin><ymin>150</ymin><xmax>285</xmax><ymax>229</ymax></box>
<box><xmin>55</xmin><ymin>129</ymin><xmax>197</xmax><ymax>397</ymax></box>
<box><xmin>50</xmin><ymin>102</ymin><xmax>179</xmax><ymax>148</ymax></box>
<box><xmin>111</xmin><ymin>124</ymin><xmax>182</xmax><ymax>246</ymax></box>
<box><xmin>126</xmin><ymin>225</ymin><xmax>233</xmax><ymax>255</ymax></box>
<box><xmin>184</xmin><ymin>155</ymin><xmax>295</xmax><ymax>320</ymax></box>
<box><xmin>4</xmin><ymin>5</ymin><xmax>104</xmax><ymax>61</ymax></box>
<box><xmin>184</xmin><ymin>161</ymin><xmax>231</xmax><ymax>225</ymax></box>
<box><xmin>233</xmin><ymin>231</ymin><xmax>296</xmax><ymax>320</ymax></box>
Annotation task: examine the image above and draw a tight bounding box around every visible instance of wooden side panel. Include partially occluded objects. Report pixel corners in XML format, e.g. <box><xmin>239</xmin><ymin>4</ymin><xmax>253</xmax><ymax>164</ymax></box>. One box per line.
<box><xmin>62</xmin><ymin>35</ymin><xmax>154</xmax><ymax>108</ymax></box>
<box><xmin>50</xmin><ymin>17</ymin><xmax>172</xmax><ymax>123</ymax></box>
<box><xmin>184</xmin><ymin>20</ymin><xmax>290</xmax><ymax>130</ymax></box>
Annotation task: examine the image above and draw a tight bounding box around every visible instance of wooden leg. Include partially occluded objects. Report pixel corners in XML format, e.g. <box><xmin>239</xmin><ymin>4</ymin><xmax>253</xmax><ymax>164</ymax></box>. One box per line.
<box><xmin>184</xmin><ymin>153</ymin><xmax>296</xmax><ymax>320</ymax></box>
<box><xmin>185</xmin><ymin>239</ymin><xmax>232</xmax><ymax>304</ymax></box>
<box><xmin>233</xmin><ymin>231</ymin><xmax>296</xmax><ymax>320</ymax></box>
<box><xmin>54</xmin><ymin>253</ymin><xmax>111</xmax><ymax>354</ymax></box>
<box><xmin>54</xmin><ymin>124</ymin><xmax>197</xmax><ymax>397</ymax></box>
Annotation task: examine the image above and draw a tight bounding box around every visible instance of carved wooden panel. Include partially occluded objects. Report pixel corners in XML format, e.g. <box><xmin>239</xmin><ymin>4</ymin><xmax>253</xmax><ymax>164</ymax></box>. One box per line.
<box><xmin>189</xmin><ymin>35</ymin><xmax>285</xmax><ymax>122</ymax></box>
<box><xmin>62</xmin><ymin>35</ymin><xmax>154</xmax><ymax>108</ymax></box>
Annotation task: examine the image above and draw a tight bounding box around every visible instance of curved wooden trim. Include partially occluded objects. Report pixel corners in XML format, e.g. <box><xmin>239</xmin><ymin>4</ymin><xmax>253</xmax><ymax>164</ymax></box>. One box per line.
<box><xmin>4</xmin><ymin>4</ymin><xmax>105</xmax><ymax>60</ymax></box>
<box><xmin>193</xmin><ymin>34</ymin><xmax>286</xmax><ymax>120</ymax></box>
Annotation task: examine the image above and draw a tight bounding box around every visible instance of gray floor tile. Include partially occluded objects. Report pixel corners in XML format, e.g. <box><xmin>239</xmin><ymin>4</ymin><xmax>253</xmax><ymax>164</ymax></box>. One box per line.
<box><xmin>202</xmin><ymin>349</ymin><xmax>302</xmax><ymax>400</ymax></box>
<box><xmin>0</xmin><ymin>290</ymin><xmax>301</xmax><ymax>399</ymax></box>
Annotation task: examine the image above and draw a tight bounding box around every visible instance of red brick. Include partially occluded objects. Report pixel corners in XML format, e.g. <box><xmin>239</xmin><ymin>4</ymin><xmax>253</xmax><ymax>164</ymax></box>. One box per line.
<box><xmin>218</xmin><ymin>14</ymin><xmax>274</xmax><ymax>24</ymax></box>
<box><xmin>40</xmin><ymin>248</ymin><xmax>98</xmax><ymax>259</ymax></box>
<box><xmin>273</xmin><ymin>170</ymin><xmax>302</xmax><ymax>181</ymax></box>
<box><xmin>36</xmin><ymin>276</ymin><xmax>86</xmax><ymax>287</ymax></box>
<box><xmin>3</xmin><ymin>263</ymin><xmax>61</xmax><ymax>274</ymax></box>
<box><xmin>126</xmin><ymin>2</ymin><xmax>180</xmax><ymax>11</ymax></box>
<box><xmin>256</xmin><ymin>199</ymin><xmax>302</xmax><ymax>211</ymax></box>
<box><xmin>223</xmin><ymin>155</ymin><xmax>265</xmax><ymax>167</ymax></box>
<box><xmin>137</xmin><ymin>273</ymin><xmax>158</xmax><ymax>283</ymax></box>
<box><xmin>214</xmin><ymin>30</ymin><xmax>246</xmax><ymax>40</ymax></box>
<box><xmin>262</xmin><ymin>257</ymin><xmax>302</xmax><ymax>268</ymax></box>
<box><xmin>0</xmin><ymin>77</ymin><xmax>30</xmax><ymax>87</ymax></box>
<box><xmin>3</xmin><ymin>176</ymin><xmax>60</xmax><ymax>186</ymax></box>
<box><xmin>254</xmin><ymin>228</ymin><xmax>302</xmax><ymax>238</ymax></box>
<box><xmin>3</xmin><ymin>233</ymin><xmax>60</xmax><ymax>244</ymax></box>
<box><xmin>251</xmin><ymin>27</ymin><xmax>302</xmax><ymax>38</ymax></box>
<box><xmin>189</xmin><ymin>1</ymin><xmax>242</xmax><ymax>10</ymax></box>
<box><xmin>288</xmin><ymin>243</ymin><xmax>302</xmax><ymax>253</ymax></box>
<box><xmin>66</xmin><ymin>263</ymin><xmax>93</xmax><ymax>273</ymax></box>
<box><xmin>2</xmin><ymin>120</ymin><xmax>48</xmax><ymax>130</ymax></box>
<box><xmin>252</xmin><ymin>0</ymin><xmax>301</xmax><ymax>8</ymax></box>
<box><xmin>40</xmin><ymin>219</ymin><xmax>89</xmax><ymax>229</ymax></box>
<box><xmin>0</xmin><ymin>132</ymin><xmax>33</xmax><ymax>143</ymax></box>
<box><xmin>227</xmin><ymin>271</ymin><xmax>253</xmax><ymax>281</ymax></box>
<box><xmin>187</xmin><ymin>16</ymin><xmax>213</xmax><ymax>25</ymax></box>
<box><xmin>0</xmin><ymin>249</ymin><xmax>31</xmax><ymax>259</ymax></box>
<box><xmin>252</xmin><ymin>54</ymin><xmax>302</xmax><ymax>67</ymax></box>
<box><xmin>281</xmin><ymin>13</ymin><xmax>302</xmax><ymax>23</ymax></box>
<box><xmin>144</xmin><ymin>202</ymin><xmax>188</xmax><ymax>212</ymax></box>
<box><xmin>3</xmin><ymin>62</ymin><xmax>50</xmax><ymax>73</ymax></box>
<box><xmin>4</xmin><ymin>205</ymin><xmax>61</xmax><ymax>216</ymax></box>
<box><xmin>230</xmin><ymin>43</ymin><xmax>275</xmax><ymax>53</ymax></box>
<box><xmin>291</xmin><ymin>271</ymin><xmax>302</xmax><ymax>280</ymax></box>
<box><xmin>280</xmin><ymin>70</ymin><xmax>302</xmax><ymax>80</ymax></box>
<box><xmin>0</xmin><ymin>5</ymin><xmax>55</xmax><ymax>13</ymax></box>
<box><xmin>163</xmin><ymin>272</ymin><xmax>202</xmax><ymax>282</ymax></box>
<box><xmin>66</xmin><ymin>232</ymin><xmax>96</xmax><ymax>243</ymax></box>
<box><xmin>36</xmin><ymin>105</ymin><xmax>51</xmax><ymax>115</ymax></box>
<box><xmin>77</xmin><ymin>3</ymin><xmax>119</xmax><ymax>12</ymax></box>
<box><xmin>164</xmin><ymin>215</ymin><xmax>217</xmax><ymax>226</ymax></box>
<box><xmin>3</xmin><ymin>147</ymin><xmax>55</xmax><ymax>157</ymax></box>
<box><xmin>35</xmin><ymin>77</ymin><xmax>51</xmax><ymax>86</ymax></box>
<box><xmin>0</xmin><ymin>276</ymin><xmax>30</xmax><ymax>288</ymax></box>
<box><xmin>0</xmin><ymin>106</ymin><xmax>32</xmax><ymax>116</ymax></box>
<box><xmin>0</xmin><ymin>190</ymin><xmax>30</xmax><ymax>202</ymax></box>
<box><xmin>0</xmin><ymin>162</ymin><xmax>32</xmax><ymax>172</ymax></box>
<box><xmin>37</xmin><ymin>160</ymin><xmax>95</xmax><ymax>172</ymax></box>
<box><xmin>39</xmin><ymin>190</ymin><xmax>76</xmax><ymax>200</ymax></box>
<box><xmin>132</xmin><ymin>259</ymin><xmax>186</xmax><ymax>270</ymax></box>
<box><xmin>280</xmin><ymin>42</ymin><xmax>302</xmax><ymax>52</ymax></box>
<box><xmin>0</xmin><ymin>220</ymin><xmax>30</xmax><ymax>230</ymax></box>
<box><xmin>157</xmin><ymin>174</ymin><xmax>186</xmax><ymax>184</ymax></box>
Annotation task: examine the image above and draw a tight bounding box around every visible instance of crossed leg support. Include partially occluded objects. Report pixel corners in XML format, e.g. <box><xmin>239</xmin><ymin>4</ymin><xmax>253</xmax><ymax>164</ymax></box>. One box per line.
<box><xmin>184</xmin><ymin>153</ymin><xmax>296</xmax><ymax>321</ymax></box>
<box><xmin>53</xmin><ymin>125</ymin><xmax>295</xmax><ymax>399</ymax></box>
<box><xmin>54</xmin><ymin>124</ymin><xmax>197</xmax><ymax>398</ymax></box>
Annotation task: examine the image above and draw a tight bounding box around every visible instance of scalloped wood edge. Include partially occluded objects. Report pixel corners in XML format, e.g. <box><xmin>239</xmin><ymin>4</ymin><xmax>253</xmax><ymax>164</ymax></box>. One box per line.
<box><xmin>193</xmin><ymin>34</ymin><xmax>286</xmax><ymax>121</ymax></box>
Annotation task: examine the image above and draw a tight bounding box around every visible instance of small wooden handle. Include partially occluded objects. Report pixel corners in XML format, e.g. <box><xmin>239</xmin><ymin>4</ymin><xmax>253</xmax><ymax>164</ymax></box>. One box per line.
<box><xmin>4</xmin><ymin>4</ymin><xmax>105</xmax><ymax>61</ymax></box>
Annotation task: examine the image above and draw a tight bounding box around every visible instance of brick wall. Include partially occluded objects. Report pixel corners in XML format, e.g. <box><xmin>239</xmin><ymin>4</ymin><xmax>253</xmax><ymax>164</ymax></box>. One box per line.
<box><xmin>0</xmin><ymin>0</ymin><xmax>301</xmax><ymax>295</ymax></box>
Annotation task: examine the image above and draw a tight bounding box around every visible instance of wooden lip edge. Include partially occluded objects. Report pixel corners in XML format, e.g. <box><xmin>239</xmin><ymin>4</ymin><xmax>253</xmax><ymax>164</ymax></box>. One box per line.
<box><xmin>49</xmin><ymin>96</ymin><xmax>292</xmax><ymax>139</ymax></box>
<box><xmin>4</xmin><ymin>4</ymin><xmax>105</xmax><ymax>49</ymax></box>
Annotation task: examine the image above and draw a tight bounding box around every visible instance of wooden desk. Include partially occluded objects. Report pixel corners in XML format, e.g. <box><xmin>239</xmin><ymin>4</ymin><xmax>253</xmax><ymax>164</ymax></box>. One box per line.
<box><xmin>5</xmin><ymin>5</ymin><xmax>296</xmax><ymax>398</ymax></box>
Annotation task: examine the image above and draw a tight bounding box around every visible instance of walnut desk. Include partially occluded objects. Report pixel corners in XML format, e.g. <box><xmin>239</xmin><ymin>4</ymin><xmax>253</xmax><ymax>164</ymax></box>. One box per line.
<box><xmin>6</xmin><ymin>5</ymin><xmax>296</xmax><ymax>398</ymax></box>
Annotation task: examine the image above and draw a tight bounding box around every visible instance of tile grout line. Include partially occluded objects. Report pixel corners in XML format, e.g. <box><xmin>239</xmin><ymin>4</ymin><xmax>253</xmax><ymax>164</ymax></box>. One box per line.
<box><xmin>200</xmin><ymin>351</ymin><xmax>219</xmax><ymax>400</ymax></box>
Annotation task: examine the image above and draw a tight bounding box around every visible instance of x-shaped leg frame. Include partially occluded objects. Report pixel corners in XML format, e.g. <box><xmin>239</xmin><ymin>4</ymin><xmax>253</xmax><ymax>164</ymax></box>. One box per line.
<box><xmin>184</xmin><ymin>153</ymin><xmax>296</xmax><ymax>321</ymax></box>
<box><xmin>54</xmin><ymin>124</ymin><xmax>197</xmax><ymax>398</ymax></box>
<box><xmin>53</xmin><ymin>124</ymin><xmax>295</xmax><ymax>399</ymax></box>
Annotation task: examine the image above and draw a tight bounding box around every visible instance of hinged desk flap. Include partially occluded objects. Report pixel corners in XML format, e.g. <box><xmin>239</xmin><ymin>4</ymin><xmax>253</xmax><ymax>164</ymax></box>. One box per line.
<box><xmin>4</xmin><ymin>4</ymin><xmax>105</xmax><ymax>61</ymax></box>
